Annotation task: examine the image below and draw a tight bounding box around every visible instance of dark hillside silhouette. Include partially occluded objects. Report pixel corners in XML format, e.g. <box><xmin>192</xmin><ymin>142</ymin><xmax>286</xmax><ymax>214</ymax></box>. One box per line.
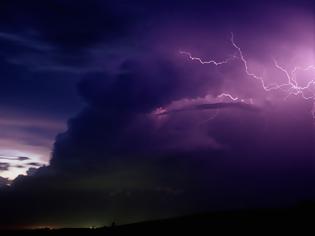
<box><xmin>2</xmin><ymin>202</ymin><xmax>314</xmax><ymax>235</ymax></box>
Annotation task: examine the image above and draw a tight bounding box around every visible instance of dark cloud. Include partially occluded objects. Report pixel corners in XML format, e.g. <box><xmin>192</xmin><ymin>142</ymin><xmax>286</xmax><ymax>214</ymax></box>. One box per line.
<box><xmin>0</xmin><ymin>162</ymin><xmax>9</xmax><ymax>171</ymax></box>
<box><xmin>27</xmin><ymin>162</ymin><xmax>43</xmax><ymax>167</ymax></box>
<box><xmin>14</xmin><ymin>165</ymin><xmax>24</xmax><ymax>169</ymax></box>
<box><xmin>0</xmin><ymin>176</ymin><xmax>10</xmax><ymax>188</ymax></box>
<box><xmin>17</xmin><ymin>156</ymin><xmax>30</xmax><ymax>161</ymax></box>
<box><xmin>0</xmin><ymin>0</ymin><xmax>134</xmax><ymax>128</ymax></box>
<box><xmin>160</xmin><ymin>102</ymin><xmax>261</xmax><ymax>115</ymax></box>
<box><xmin>0</xmin><ymin>32</ymin><xmax>52</xmax><ymax>51</ymax></box>
<box><xmin>26</xmin><ymin>167</ymin><xmax>38</xmax><ymax>176</ymax></box>
<box><xmin>0</xmin><ymin>0</ymin><xmax>129</xmax><ymax>49</ymax></box>
<box><xmin>0</xmin><ymin>156</ymin><xmax>30</xmax><ymax>161</ymax></box>
<box><xmin>77</xmin><ymin>58</ymin><xmax>181</xmax><ymax>113</ymax></box>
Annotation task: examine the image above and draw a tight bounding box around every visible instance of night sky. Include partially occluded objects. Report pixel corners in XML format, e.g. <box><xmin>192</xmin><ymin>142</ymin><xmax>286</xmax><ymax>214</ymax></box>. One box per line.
<box><xmin>0</xmin><ymin>0</ymin><xmax>315</xmax><ymax>229</ymax></box>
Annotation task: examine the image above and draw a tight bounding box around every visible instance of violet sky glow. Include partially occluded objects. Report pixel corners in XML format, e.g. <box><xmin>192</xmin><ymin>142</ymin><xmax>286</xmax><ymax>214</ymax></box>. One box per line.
<box><xmin>170</xmin><ymin>31</ymin><xmax>315</xmax><ymax>117</ymax></box>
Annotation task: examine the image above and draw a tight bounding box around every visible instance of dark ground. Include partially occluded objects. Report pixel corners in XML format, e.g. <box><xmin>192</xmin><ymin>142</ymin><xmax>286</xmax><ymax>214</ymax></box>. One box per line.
<box><xmin>2</xmin><ymin>202</ymin><xmax>315</xmax><ymax>235</ymax></box>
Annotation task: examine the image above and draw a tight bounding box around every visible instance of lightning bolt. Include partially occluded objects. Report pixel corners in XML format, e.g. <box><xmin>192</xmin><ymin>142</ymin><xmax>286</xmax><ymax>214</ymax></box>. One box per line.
<box><xmin>179</xmin><ymin>51</ymin><xmax>236</xmax><ymax>65</ymax></box>
<box><xmin>218</xmin><ymin>93</ymin><xmax>239</xmax><ymax>101</ymax></box>
<box><xmin>180</xmin><ymin>33</ymin><xmax>315</xmax><ymax>118</ymax></box>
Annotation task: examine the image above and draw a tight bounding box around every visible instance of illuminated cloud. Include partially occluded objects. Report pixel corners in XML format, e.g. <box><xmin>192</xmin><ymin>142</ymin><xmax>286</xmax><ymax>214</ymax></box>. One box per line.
<box><xmin>0</xmin><ymin>110</ymin><xmax>66</xmax><ymax>179</ymax></box>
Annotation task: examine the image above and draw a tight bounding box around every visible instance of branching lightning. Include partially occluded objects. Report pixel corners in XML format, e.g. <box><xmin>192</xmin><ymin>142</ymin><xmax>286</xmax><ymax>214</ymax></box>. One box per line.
<box><xmin>180</xmin><ymin>33</ymin><xmax>315</xmax><ymax>118</ymax></box>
